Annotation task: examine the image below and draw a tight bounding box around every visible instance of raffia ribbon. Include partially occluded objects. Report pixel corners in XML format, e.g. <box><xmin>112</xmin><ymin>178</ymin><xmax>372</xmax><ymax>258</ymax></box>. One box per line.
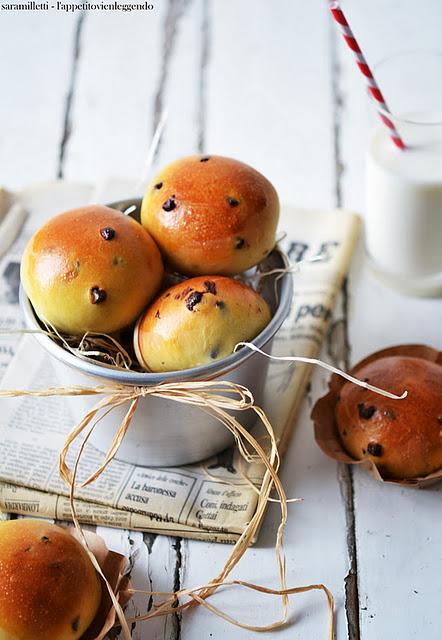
<box><xmin>0</xmin><ymin>377</ymin><xmax>336</xmax><ymax>639</ymax></box>
<box><xmin>0</xmin><ymin>345</ymin><xmax>409</xmax><ymax>638</ymax></box>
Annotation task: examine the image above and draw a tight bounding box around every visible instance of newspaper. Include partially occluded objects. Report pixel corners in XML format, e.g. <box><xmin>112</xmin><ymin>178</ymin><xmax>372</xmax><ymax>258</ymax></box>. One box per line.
<box><xmin>0</xmin><ymin>181</ymin><xmax>360</xmax><ymax>542</ymax></box>
<box><xmin>0</xmin><ymin>190</ymin><xmax>26</xmax><ymax>379</ymax></box>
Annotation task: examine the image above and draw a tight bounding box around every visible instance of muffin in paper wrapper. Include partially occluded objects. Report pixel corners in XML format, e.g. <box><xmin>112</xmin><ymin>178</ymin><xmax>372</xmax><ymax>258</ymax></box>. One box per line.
<box><xmin>311</xmin><ymin>344</ymin><xmax>442</xmax><ymax>488</ymax></box>
<box><xmin>64</xmin><ymin>528</ymin><xmax>132</xmax><ymax>640</ymax></box>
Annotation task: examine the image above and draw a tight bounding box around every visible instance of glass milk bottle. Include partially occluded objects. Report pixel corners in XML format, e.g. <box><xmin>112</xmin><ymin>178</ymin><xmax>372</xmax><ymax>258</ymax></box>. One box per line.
<box><xmin>365</xmin><ymin>51</ymin><xmax>442</xmax><ymax>296</ymax></box>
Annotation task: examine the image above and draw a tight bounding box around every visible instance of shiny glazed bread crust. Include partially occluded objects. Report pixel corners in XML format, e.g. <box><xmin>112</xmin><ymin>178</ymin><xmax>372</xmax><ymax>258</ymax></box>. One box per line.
<box><xmin>20</xmin><ymin>205</ymin><xmax>164</xmax><ymax>335</ymax></box>
<box><xmin>141</xmin><ymin>155</ymin><xmax>279</xmax><ymax>276</ymax></box>
<box><xmin>0</xmin><ymin>520</ymin><xmax>101</xmax><ymax>640</ymax></box>
<box><xmin>336</xmin><ymin>356</ymin><xmax>442</xmax><ymax>479</ymax></box>
<box><xmin>135</xmin><ymin>275</ymin><xmax>271</xmax><ymax>372</ymax></box>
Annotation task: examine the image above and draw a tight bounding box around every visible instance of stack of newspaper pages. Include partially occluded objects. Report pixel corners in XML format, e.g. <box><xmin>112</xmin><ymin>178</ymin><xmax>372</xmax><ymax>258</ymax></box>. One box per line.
<box><xmin>0</xmin><ymin>181</ymin><xmax>359</xmax><ymax>542</ymax></box>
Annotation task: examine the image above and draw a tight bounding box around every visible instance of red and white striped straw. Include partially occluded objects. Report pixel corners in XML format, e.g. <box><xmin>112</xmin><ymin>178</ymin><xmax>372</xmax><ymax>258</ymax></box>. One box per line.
<box><xmin>329</xmin><ymin>1</ymin><xmax>406</xmax><ymax>150</ymax></box>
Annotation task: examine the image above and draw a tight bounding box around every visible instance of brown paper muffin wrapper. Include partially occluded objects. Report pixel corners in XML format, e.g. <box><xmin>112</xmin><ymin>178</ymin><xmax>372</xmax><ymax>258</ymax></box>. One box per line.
<box><xmin>311</xmin><ymin>344</ymin><xmax>442</xmax><ymax>488</ymax></box>
<box><xmin>63</xmin><ymin>528</ymin><xmax>131</xmax><ymax>640</ymax></box>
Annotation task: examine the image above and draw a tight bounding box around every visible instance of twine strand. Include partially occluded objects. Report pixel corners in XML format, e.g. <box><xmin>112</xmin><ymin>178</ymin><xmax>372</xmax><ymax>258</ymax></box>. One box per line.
<box><xmin>235</xmin><ymin>342</ymin><xmax>408</xmax><ymax>400</ymax></box>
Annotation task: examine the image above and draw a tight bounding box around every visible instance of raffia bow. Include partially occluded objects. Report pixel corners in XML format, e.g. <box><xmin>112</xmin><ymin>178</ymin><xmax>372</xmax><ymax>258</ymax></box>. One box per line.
<box><xmin>1</xmin><ymin>379</ymin><xmax>272</xmax><ymax>486</ymax></box>
<box><xmin>58</xmin><ymin>379</ymin><xmax>272</xmax><ymax>487</ymax></box>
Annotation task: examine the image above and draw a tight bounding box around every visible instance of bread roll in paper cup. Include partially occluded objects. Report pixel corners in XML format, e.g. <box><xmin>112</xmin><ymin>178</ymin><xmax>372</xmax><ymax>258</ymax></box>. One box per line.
<box><xmin>0</xmin><ymin>519</ymin><xmax>130</xmax><ymax>640</ymax></box>
<box><xmin>311</xmin><ymin>345</ymin><xmax>442</xmax><ymax>487</ymax></box>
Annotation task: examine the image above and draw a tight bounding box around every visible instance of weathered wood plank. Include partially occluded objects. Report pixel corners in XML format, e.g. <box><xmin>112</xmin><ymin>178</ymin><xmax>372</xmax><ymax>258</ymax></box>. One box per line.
<box><xmin>62</xmin><ymin>0</ymin><xmax>204</xmax><ymax>190</ymax></box>
<box><xmin>337</xmin><ymin>2</ymin><xmax>442</xmax><ymax>638</ymax></box>
<box><xmin>0</xmin><ymin>11</ymin><xmax>88</xmax><ymax>535</ymax></box>
<box><xmin>204</xmin><ymin>1</ymin><xmax>335</xmax><ymax>208</ymax></box>
<box><xmin>181</xmin><ymin>2</ymin><xmax>351</xmax><ymax>637</ymax></box>
<box><xmin>62</xmin><ymin>3</ymin><xmax>207</xmax><ymax>638</ymax></box>
<box><xmin>62</xmin><ymin>7</ymin><xmax>163</xmax><ymax>184</ymax></box>
<box><xmin>329</xmin><ymin>19</ymin><xmax>361</xmax><ymax>639</ymax></box>
<box><xmin>0</xmin><ymin>13</ymin><xmax>77</xmax><ymax>188</ymax></box>
<box><xmin>57</xmin><ymin>7</ymin><xmax>170</xmax><ymax>640</ymax></box>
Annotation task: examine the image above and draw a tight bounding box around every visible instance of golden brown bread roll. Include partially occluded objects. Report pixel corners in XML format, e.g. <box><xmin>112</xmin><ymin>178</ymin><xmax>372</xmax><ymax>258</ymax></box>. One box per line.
<box><xmin>21</xmin><ymin>205</ymin><xmax>164</xmax><ymax>335</ymax></box>
<box><xmin>135</xmin><ymin>275</ymin><xmax>271</xmax><ymax>371</ymax></box>
<box><xmin>0</xmin><ymin>519</ymin><xmax>101</xmax><ymax>640</ymax></box>
<box><xmin>140</xmin><ymin>155</ymin><xmax>279</xmax><ymax>275</ymax></box>
<box><xmin>335</xmin><ymin>356</ymin><xmax>442</xmax><ymax>479</ymax></box>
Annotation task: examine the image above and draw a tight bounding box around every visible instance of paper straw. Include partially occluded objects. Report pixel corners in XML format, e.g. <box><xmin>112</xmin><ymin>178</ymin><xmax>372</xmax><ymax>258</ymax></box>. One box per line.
<box><xmin>329</xmin><ymin>1</ymin><xmax>406</xmax><ymax>150</ymax></box>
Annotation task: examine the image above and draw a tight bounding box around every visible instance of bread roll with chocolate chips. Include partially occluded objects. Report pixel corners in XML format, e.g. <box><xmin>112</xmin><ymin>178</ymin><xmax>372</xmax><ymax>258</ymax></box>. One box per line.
<box><xmin>135</xmin><ymin>276</ymin><xmax>271</xmax><ymax>372</ymax></box>
<box><xmin>336</xmin><ymin>356</ymin><xmax>442</xmax><ymax>479</ymax></box>
<box><xmin>21</xmin><ymin>205</ymin><xmax>164</xmax><ymax>335</ymax></box>
<box><xmin>141</xmin><ymin>155</ymin><xmax>279</xmax><ymax>275</ymax></box>
<box><xmin>0</xmin><ymin>519</ymin><xmax>101</xmax><ymax>640</ymax></box>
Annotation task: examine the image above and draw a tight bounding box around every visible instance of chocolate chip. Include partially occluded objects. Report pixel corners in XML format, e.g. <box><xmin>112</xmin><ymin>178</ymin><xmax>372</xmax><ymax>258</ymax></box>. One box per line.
<box><xmin>367</xmin><ymin>441</ymin><xmax>383</xmax><ymax>457</ymax></box>
<box><xmin>383</xmin><ymin>409</ymin><xmax>396</xmax><ymax>420</ymax></box>
<box><xmin>164</xmin><ymin>293</ymin><xmax>171</xmax><ymax>298</ymax></box>
<box><xmin>235</xmin><ymin>237</ymin><xmax>246</xmax><ymax>250</ymax></box>
<box><xmin>362</xmin><ymin>448</ymin><xmax>366</xmax><ymax>455</ymax></box>
<box><xmin>358</xmin><ymin>403</ymin><xmax>376</xmax><ymax>420</ymax></box>
<box><xmin>41</xmin><ymin>536</ymin><xmax>50</xmax><ymax>543</ymax></box>
<box><xmin>215</xmin><ymin>300</ymin><xmax>225</xmax><ymax>309</ymax></box>
<box><xmin>162</xmin><ymin>198</ymin><xmax>176</xmax><ymax>212</ymax></box>
<box><xmin>210</xmin><ymin>346</ymin><xmax>220</xmax><ymax>359</ymax></box>
<box><xmin>154</xmin><ymin>182</ymin><xmax>163</xmax><ymax>189</ymax></box>
<box><xmin>200</xmin><ymin>156</ymin><xmax>210</xmax><ymax>162</ymax></box>
<box><xmin>100</xmin><ymin>226</ymin><xmax>115</xmax><ymax>240</ymax></box>
<box><xmin>155</xmin><ymin>310</ymin><xmax>161</xmax><ymax>319</ymax></box>
<box><xmin>438</xmin><ymin>416</ymin><xmax>442</xmax><ymax>425</ymax></box>
<box><xmin>204</xmin><ymin>281</ymin><xmax>217</xmax><ymax>295</ymax></box>
<box><xmin>186</xmin><ymin>291</ymin><xmax>204</xmax><ymax>311</ymax></box>
<box><xmin>181</xmin><ymin>287</ymin><xmax>193</xmax><ymax>298</ymax></box>
<box><xmin>89</xmin><ymin>287</ymin><xmax>107</xmax><ymax>304</ymax></box>
<box><xmin>227</xmin><ymin>196</ymin><xmax>239</xmax><ymax>207</ymax></box>
<box><xmin>71</xmin><ymin>616</ymin><xmax>80</xmax><ymax>632</ymax></box>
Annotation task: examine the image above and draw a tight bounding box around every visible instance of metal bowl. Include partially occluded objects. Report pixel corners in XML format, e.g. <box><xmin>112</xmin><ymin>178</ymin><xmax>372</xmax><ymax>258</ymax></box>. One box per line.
<box><xmin>20</xmin><ymin>198</ymin><xmax>293</xmax><ymax>466</ymax></box>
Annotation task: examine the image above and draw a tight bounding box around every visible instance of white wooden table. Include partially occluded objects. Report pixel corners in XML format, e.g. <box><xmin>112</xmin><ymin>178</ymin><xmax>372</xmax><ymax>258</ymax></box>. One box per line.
<box><xmin>1</xmin><ymin>1</ymin><xmax>442</xmax><ymax>638</ymax></box>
